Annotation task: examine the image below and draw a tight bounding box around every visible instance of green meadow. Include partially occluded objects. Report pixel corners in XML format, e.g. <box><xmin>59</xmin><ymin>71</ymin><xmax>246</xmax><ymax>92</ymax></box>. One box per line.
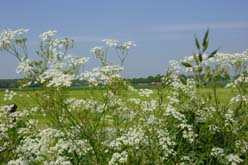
<box><xmin>0</xmin><ymin>87</ymin><xmax>236</xmax><ymax>106</ymax></box>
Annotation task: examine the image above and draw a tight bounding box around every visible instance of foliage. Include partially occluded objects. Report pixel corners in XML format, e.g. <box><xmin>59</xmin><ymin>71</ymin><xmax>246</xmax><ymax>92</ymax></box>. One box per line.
<box><xmin>0</xmin><ymin>29</ymin><xmax>247</xmax><ymax>165</ymax></box>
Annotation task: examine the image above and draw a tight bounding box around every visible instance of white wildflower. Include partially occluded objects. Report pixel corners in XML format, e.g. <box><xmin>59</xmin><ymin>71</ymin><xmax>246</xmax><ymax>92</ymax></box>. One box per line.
<box><xmin>138</xmin><ymin>88</ymin><xmax>153</xmax><ymax>97</ymax></box>
<box><xmin>16</xmin><ymin>58</ymin><xmax>32</xmax><ymax>76</ymax></box>
<box><xmin>0</xmin><ymin>29</ymin><xmax>29</xmax><ymax>49</ymax></box>
<box><xmin>4</xmin><ymin>89</ymin><xmax>16</xmax><ymax>101</ymax></box>
<box><xmin>109</xmin><ymin>151</ymin><xmax>128</xmax><ymax>165</ymax></box>
<box><xmin>40</xmin><ymin>30</ymin><xmax>57</xmax><ymax>41</ymax></box>
<box><xmin>102</xmin><ymin>39</ymin><xmax>119</xmax><ymax>47</ymax></box>
<box><xmin>210</xmin><ymin>147</ymin><xmax>224</xmax><ymax>157</ymax></box>
<box><xmin>226</xmin><ymin>154</ymin><xmax>243</xmax><ymax>165</ymax></box>
<box><xmin>117</xmin><ymin>41</ymin><xmax>136</xmax><ymax>49</ymax></box>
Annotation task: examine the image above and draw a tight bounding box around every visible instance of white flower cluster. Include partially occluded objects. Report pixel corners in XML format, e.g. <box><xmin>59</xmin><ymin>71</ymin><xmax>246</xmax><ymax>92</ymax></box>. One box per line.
<box><xmin>169</xmin><ymin>60</ymin><xmax>181</xmax><ymax>74</ymax></box>
<box><xmin>66</xmin><ymin>98</ymin><xmax>104</xmax><ymax>112</ymax></box>
<box><xmin>39</xmin><ymin>65</ymin><xmax>74</xmax><ymax>87</ymax></box>
<box><xmin>67</xmin><ymin>56</ymin><xmax>89</xmax><ymax>71</ymax></box>
<box><xmin>16</xmin><ymin>58</ymin><xmax>33</xmax><ymax>77</ymax></box>
<box><xmin>211</xmin><ymin>147</ymin><xmax>225</xmax><ymax>157</ymax></box>
<box><xmin>138</xmin><ymin>88</ymin><xmax>153</xmax><ymax>97</ymax></box>
<box><xmin>0</xmin><ymin>29</ymin><xmax>29</xmax><ymax>49</ymax></box>
<box><xmin>102</xmin><ymin>39</ymin><xmax>119</xmax><ymax>47</ymax></box>
<box><xmin>162</xmin><ymin>73</ymin><xmax>196</xmax><ymax>97</ymax></box>
<box><xmin>226</xmin><ymin>154</ymin><xmax>243</xmax><ymax>165</ymax></box>
<box><xmin>3</xmin><ymin>89</ymin><xmax>16</xmax><ymax>101</ymax></box>
<box><xmin>235</xmin><ymin>140</ymin><xmax>248</xmax><ymax>154</ymax></box>
<box><xmin>128</xmin><ymin>98</ymin><xmax>141</xmax><ymax>105</ymax></box>
<box><xmin>7</xmin><ymin>158</ymin><xmax>27</xmax><ymax>165</ymax></box>
<box><xmin>165</xmin><ymin>104</ymin><xmax>186</xmax><ymax>122</ymax></box>
<box><xmin>157</xmin><ymin>129</ymin><xmax>176</xmax><ymax>159</ymax></box>
<box><xmin>224</xmin><ymin>109</ymin><xmax>236</xmax><ymax>129</ymax></box>
<box><xmin>90</xmin><ymin>46</ymin><xmax>103</xmax><ymax>54</ymax></box>
<box><xmin>109</xmin><ymin>127</ymin><xmax>147</xmax><ymax>150</ymax></box>
<box><xmin>0</xmin><ymin>105</ymin><xmax>34</xmax><ymax>163</ymax></box>
<box><xmin>140</xmin><ymin>100</ymin><xmax>157</xmax><ymax>112</ymax></box>
<box><xmin>216</xmin><ymin>51</ymin><xmax>248</xmax><ymax>68</ymax></box>
<box><xmin>109</xmin><ymin>151</ymin><xmax>128</xmax><ymax>165</ymax></box>
<box><xmin>170</xmin><ymin>50</ymin><xmax>248</xmax><ymax>74</ymax></box>
<box><xmin>3</xmin><ymin>30</ymin><xmax>89</xmax><ymax>88</ymax></box>
<box><xmin>80</xmin><ymin>65</ymin><xmax>123</xmax><ymax>86</ymax></box>
<box><xmin>10</xmin><ymin>128</ymin><xmax>93</xmax><ymax>164</ymax></box>
<box><xmin>230</xmin><ymin>95</ymin><xmax>248</xmax><ymax>104</ymax></box>
<box><xmin>117</xmin><ymin>41</ymin><xmax>136</xmax><ymax>49</ymax></box>
<box><xmin>90</xmin><ymin>39</ymin><xmax>136</xmax><ymax>66</ymax></box>
<box><xmin>51</xmin><ymin>139</ymin><xmax>92</xmax><ymax>157</ymax></box>
<box><xmin>40</xmin><ymin>30</ymin><xmax>57</xmax><ymax>41</ymax></box>
<box><xmin>178</xmin><ymin>123</ymin><xmax>197</xmax><ymax>144</ymax></box>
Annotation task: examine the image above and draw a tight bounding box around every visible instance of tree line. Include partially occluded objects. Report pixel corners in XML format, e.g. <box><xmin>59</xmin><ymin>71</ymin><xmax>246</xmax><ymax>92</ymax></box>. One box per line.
<box><xmin>0</xmin><ymin>74</ymin><xmax>233</xmax><ymax>89</ymax></box>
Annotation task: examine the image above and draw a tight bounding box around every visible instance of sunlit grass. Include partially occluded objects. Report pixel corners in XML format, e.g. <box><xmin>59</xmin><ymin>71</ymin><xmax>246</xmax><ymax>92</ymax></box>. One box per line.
<box><xmin>0</xmin><ymin>87</ymin><xmax>236</xmax><ymax>106</ymax></box>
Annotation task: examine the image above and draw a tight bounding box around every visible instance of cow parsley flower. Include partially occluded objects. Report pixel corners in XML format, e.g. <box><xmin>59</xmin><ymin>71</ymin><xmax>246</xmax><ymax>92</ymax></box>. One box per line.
<box><xmin>44</xmin><ymin>156</ymin><xmax>72</xmax><ymax>165</ymax></box>
<box><xmin>0</xmin><ymin>29</ymin><xmax>29</xmax><ymax>49</ymax></box>
<box><xmin>109</xmin><ymin>127</ymin><xmax>147</xmax><ymax>149</ymax></box>
<box><xmin>80</xmin><ymin>65</ymin><xmax>123</xmax><ymax>86</ymax></box>
<box><xmin>4</xmin><ymin>89</ymin><xmax>16</xmax><ymax>101</ymax></box>
<box><xmin>109</xmin><ymin>151</ymin><xmax>128</xmax><ymax>165</ymax></box>
<box><xmin>117</xmin><ymin>41</ymin><xmax>136</xmax><ymax>49</ymax></box>
<box><xmin>211</xmin><ymin>147</ymin><xmax>224</xmax><ymax>157</ymax></box>
<box><xmin>16</xmin><ymin>58</ymin><xmax>33</xmax><ymax>76</ymax></box>
<box><xmin>102</xmin><ymin>39</ymin><xmax>119</xmax><ymax>47</ymax></box>
<box><xmin>178</xmin><ymin>123</ymin><xmax>197</xmax><ymax>143</ymax></box>
<box><xmin>40</xmin><ymin>30</ymin><xmax>57</xmax><ymax>41</ymax></box>
<box><xmin>226</xmin><ymin>154</ymin><xmax>243</xmax><ymax>165</ymax></box>
<box><xmin>7</xmin><ymin>158</ymin><xmax>27</xmax><ymax>165</ymax></box>
<box><xmin>138</xmin><ymin>89</ymin><xmax>153</xmax><ymax>97</ymax></box>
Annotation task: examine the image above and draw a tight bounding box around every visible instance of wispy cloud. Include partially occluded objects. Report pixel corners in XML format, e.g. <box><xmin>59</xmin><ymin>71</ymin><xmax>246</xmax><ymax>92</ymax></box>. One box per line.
<box><xmin>147</xmin><ymin>22</ymin><xmax>248</xmax><ymax>33</ymax></box>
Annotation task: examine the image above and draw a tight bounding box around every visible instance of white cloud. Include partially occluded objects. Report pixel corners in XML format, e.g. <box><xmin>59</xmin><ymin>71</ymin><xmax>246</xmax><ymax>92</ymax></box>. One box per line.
<box><xmin>147</xmin><ymin>22</ymin><xmax>248</xmax><ymax>32</ymax></box>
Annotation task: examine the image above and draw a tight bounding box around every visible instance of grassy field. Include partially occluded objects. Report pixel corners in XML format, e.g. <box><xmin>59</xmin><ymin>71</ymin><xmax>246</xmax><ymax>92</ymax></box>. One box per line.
<box><xmin>0</xmin><ymin>87</ymin><xmax>237</xmax><ymax>129</ymax></box>
<box><xmin>0</xmin><ymin>87</ymin><xmax>237</xmax><ymax>106</ymax></box>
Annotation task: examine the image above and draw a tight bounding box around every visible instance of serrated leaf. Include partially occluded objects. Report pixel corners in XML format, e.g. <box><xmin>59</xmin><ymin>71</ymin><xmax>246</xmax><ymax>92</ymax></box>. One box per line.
<box><xmin>181</xmin><ymin>61</ymin><xmax>193</xmax><ymax>68</ymax></box>
<box><xmin>208</xmin><ymin>49</ymin><xmax>218</xmax><ymax>58</ymax></box>
<box><xmin>193</xmin><ymin>53</ymin><xmax>200</xmax><ymax>65</ymax></box>
<box><xmin>195</xmin><ymin>37</ymin><xmax>200</xmax><ymax>50</ymax></box>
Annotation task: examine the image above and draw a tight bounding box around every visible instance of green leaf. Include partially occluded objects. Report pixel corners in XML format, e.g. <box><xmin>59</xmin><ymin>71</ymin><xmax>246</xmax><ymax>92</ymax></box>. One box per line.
<box><xmin>195</xmin><ymin>37</ymin><xmax>201</xmax><ymax>50</ymax></box>
<box><xmin>203</xmin><ymin>29</ymin><xmax>209</xmax><ymax>47</ymax></box>
<box><xmin>181</xmin><ymin>62</ymin><xmax>193</xmax><ymax>68</ymax></box>
<box><xmin>203</xmin><ymin>39</ymin><xmax>208</xmax><ymax>52</ymax></box>
<box><xmin>208</xmin><ymin>49</ymin><xmax>218</xmax><ymax>58</ymax></box>
<box><xmin>193</xmin><ymin>53</ymin><xmax>200</xmax><ymax>65</ymax></box>
<box><xmin>203</xmin><ymin>72</ymin><xmax>210</xmax><ymax>82</ymax></box>
<box><xmin>179</xmin><ymin>76</ymin><xmax>187</xmax><ymax>85</ymax></box>
<box><xmin>197</xmin><ymin>66</ymin><xmax>203</xmax><ymax>73</ymax></box>
<box><xmin>199</xmin><ymin>53</ymin><xmax>203</xmax><ymax>62</ymax></box>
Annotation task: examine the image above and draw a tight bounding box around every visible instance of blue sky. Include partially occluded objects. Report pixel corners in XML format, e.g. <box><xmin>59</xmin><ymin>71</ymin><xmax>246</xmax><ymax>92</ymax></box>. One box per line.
<box><xmin>0</xmin><ymin>0</ymin><xmax>248</xmax><ymax>78</ymax></box>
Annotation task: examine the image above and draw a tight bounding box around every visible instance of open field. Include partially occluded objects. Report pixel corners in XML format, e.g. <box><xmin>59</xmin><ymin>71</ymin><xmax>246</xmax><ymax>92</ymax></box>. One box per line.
<box><xmin>0</xmin><ymin>87</ymin><xmax>238</xmax><ymax>130</ymax></box>
<box><xmin>0</xmin><ymin>87</ymin><xmax>237</xmax><ymax>106</ymax></box>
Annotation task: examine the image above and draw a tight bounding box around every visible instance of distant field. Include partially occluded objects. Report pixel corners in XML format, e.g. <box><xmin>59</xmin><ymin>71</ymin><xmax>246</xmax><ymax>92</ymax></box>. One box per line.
<box><xmin>0</xmin><ymin>87</ymin><xmax>237</xmax><ymax>106</ymax></box>
<box><xmin>0</xmin><ymin>87</ymin><xmax>236</xmax><ymax>128</ymax></box>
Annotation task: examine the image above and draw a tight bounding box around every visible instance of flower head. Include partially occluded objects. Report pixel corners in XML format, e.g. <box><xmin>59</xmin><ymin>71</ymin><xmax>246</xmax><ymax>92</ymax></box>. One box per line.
<box><xmin>102</xmin><ymin>39</ymin><xmax>119</xmax><ymax>47</ymax></box>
